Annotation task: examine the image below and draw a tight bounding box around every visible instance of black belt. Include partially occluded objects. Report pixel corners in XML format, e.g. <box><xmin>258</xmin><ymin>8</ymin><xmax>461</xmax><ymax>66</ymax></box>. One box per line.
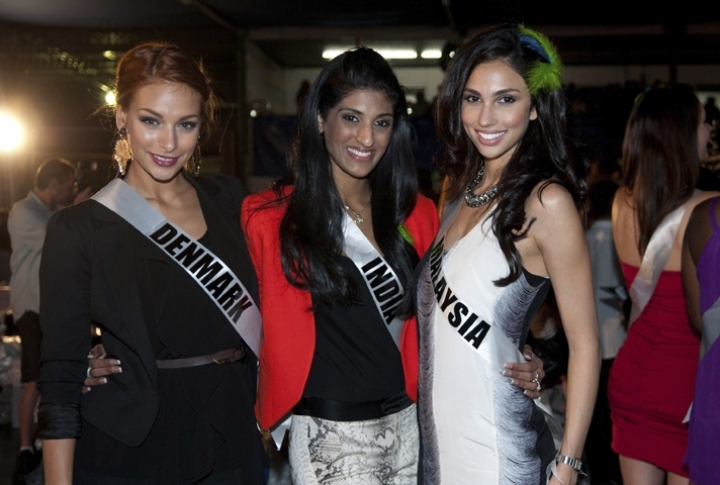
<box><xmin>293</xmin><ymin>391</ymin><xmax>413</xmax><ymax>422</ymax></box>
<box><xmin>156</xmin><ymin>348</ymin><xmax>245</xmax><ymax>369</ymax></box>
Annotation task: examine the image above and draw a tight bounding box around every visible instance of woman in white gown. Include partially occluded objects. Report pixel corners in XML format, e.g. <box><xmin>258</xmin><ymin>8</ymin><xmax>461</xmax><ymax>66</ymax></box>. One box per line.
<box><xmin>417</xmin><ymin>25</ymin><xmax>600</xmax><ymax>485</ymax></box>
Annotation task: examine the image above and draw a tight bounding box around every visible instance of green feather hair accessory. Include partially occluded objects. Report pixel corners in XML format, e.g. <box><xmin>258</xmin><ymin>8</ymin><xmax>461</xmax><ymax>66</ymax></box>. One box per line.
<box><xmin>398</xmin><ymin>223</ymin><xmax>414</xmax><ymax>246</ymax></box>
<box><xmin>518</xmin><ymin>25</ymin><xmax>563</xmax><ymax>95</ymax></box>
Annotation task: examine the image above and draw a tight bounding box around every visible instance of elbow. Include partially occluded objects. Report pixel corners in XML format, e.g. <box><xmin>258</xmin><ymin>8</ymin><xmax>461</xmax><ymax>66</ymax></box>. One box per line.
<box><xmin>37</xmin><ymin>403</ymin><xmax>81</xmax><ymax>440</ymax></box>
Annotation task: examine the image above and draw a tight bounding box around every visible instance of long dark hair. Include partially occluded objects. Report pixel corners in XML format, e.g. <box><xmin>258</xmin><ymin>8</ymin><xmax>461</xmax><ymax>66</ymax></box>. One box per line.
<box><xmin>275</xmin><ymin>48</ymin><xmax>418</xmax><ymax>308</ymax></box>
<box><xmin>436</xmin><ymin>25</ymin><xmax>585</xmax><ymax>286</ymax></box>
<box><xmin>622</xmin><ymin>85</ymin><xmax>701</xmax><ymax>256</ymax></box>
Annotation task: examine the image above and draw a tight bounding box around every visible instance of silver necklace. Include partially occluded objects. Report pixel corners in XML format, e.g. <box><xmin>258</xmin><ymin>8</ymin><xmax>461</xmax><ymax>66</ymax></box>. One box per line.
<box><xmin>344</xmin><ymin>192</ymin><xmax>372</xmax><ymax>224</ymax></box>
<box><xmin>464</xmin><ymin>164</ymin><xmax>499</xmax><ymax>208</ymax></box>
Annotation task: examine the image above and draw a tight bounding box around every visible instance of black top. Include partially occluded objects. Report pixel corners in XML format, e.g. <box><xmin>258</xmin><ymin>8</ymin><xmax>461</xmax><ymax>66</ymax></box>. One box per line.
<box><xmin>38</xmin><ymin>176</ymin><xmax>264</xmax><ymax>485</ymax></box>
<box><xmin>303</xmin><ymin>243</ymin><xmax>419</xmax><ymax>403</ymax></box>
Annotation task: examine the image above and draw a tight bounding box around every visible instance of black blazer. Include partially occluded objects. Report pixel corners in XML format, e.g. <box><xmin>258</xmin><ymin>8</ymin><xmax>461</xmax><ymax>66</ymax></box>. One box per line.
<box><xmin>38</xmin><ymin>175</ymin><xmax>256</xmax><ymax>447</ymax></box>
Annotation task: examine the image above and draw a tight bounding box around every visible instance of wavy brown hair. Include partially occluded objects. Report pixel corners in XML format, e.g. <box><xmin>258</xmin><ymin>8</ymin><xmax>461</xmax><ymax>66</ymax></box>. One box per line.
<box><xmin>622</xmin><ymin>85</ymin><xmax>701</xmax><ymax>255</ymax></box>
<box><xmin>436</xmin><ymin>25</ymin><xmax>585</xmax><ymax>286</ymax></box>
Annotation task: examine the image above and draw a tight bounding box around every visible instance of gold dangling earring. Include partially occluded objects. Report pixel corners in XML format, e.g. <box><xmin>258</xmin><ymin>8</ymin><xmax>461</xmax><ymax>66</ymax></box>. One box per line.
<box><xmin>112</xmin><ymin>127</ymin><xmax>132</xmax><ymax>176</ymax></box>
<box><xmin>192</xmin><ymin>138</ymin><xmax>202</xmax><ymax>178</ymax></box>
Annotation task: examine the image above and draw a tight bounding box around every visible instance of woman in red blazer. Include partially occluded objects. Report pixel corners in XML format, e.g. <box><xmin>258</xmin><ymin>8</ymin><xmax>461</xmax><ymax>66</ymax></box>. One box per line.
<box><xmin>243</xmin><ymin>48</ymin><xmax>436</xmax><ymax>485</ymax></box>
<box><xmin>242</xmin><ymin>48</ymin><xmax>542</xmax><ymax>485</ymax></box>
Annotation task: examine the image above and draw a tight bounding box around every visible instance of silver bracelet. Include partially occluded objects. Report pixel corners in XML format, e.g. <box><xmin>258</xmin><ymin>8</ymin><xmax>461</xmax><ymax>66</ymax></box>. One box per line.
<box><xmin>555</xmin><ymin>455</ymin><xmax>585</xmax><ymax>474</ymax></box>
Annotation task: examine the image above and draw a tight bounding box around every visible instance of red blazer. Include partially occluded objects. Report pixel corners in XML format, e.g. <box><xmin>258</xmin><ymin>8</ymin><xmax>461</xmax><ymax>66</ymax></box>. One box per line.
<box><xmin>242</xmin><ymin>187</ymin><xmax>439</xmax><ymax>429</ymax></box>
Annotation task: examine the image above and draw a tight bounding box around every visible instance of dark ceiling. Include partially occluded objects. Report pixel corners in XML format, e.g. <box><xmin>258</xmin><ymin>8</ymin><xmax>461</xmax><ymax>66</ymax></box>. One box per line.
<box><xmin>1</xmin><ymin>0</ymin><xmax>719</xmax><ymax>30</ymax></box>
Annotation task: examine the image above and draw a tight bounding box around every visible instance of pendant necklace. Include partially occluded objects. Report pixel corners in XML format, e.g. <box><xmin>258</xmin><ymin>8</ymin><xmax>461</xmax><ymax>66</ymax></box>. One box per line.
<box><xmin>344</xmin><ymin>191</ymin><xmax>372</xmax><ymax>224</ymax></box>
<box><xmin>464</xmin><ymin>163</ymin><xmax>499</xmax><ymax>208</ymax></box>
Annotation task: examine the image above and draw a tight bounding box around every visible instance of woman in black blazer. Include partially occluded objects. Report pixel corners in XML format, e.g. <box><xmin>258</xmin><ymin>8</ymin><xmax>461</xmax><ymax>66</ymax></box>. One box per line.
<box><xmin>38</xmin><ymin>43</ymin><xmax>264</xmax><ymax>485</ymax></box>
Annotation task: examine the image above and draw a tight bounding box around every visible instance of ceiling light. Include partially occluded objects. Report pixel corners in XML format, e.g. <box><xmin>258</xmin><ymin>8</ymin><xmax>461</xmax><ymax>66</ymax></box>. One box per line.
<box><xmin>376</xmin><ymin>49</ymin><xmax>417</xmax><ymax>60</ymax></box>
<box><xmin>421</xmin><ymin>49</ymin><xmax>442</xmax><ymax>59</ymax></box>
<box><xmin>322</xmin><ymin>49</ymin><xmax>351</xmax><ymax>60</ymax></box>
<box><xmin>322</xmin><ymin>48</ymin><xmax>418</xmax><ymax>60</ymax></box>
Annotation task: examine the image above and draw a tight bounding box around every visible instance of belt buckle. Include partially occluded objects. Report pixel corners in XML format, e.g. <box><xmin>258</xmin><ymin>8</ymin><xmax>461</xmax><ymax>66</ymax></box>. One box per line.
<box><xmin>212</xmin><ymin>351</ymin><xmax>235</xmax><ymax>365</ymax></box>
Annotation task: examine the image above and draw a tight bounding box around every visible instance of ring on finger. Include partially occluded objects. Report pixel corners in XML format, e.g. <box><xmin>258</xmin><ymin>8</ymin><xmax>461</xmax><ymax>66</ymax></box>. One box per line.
<box><xmin>86</xmin><ymin>366</ymin><xmax>92</xmax><ymax>378</ymax></box>
<box><xmin>532</xmin><ymin>373</ymin><xmax>541</xmax><ymax>392</ymax></box>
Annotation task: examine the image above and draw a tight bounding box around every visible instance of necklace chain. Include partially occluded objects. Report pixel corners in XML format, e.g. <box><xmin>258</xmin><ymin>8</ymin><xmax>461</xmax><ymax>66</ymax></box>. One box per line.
<box><xmin>464</xmin><ymin>164</ymin><xmax>499</xmax><ymax>208</ymax></box>
<box><xmin>344</xmin><ymin>192</ymin><xmax>372</xmax><ymax>224</ymax></box>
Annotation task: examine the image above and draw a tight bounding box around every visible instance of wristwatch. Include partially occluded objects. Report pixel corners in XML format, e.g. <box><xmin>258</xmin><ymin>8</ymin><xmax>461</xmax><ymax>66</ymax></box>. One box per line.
<box><xmin>555</xmin><ymin>455</ymin><xmax>584</xmax><ymax>473</ymax></box>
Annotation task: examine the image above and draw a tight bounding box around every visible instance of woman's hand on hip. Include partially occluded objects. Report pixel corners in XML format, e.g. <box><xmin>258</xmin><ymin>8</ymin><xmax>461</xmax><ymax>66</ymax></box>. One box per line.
<box><xmin>503</xmin><ymin>344</ymin><xmax>545</xmax><ymax>398</ymax></box>
<box><xmin>83</xmin><ymin>344</ymin><xmax>122</xmax><ymax>393</ymax></box>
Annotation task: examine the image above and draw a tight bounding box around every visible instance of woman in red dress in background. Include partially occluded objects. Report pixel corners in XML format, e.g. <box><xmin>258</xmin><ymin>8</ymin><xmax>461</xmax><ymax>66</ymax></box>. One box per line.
<box><xmin>609</xmin><ymin>85</ymin><xmax>716</xmax><ymax>485</ymax></box>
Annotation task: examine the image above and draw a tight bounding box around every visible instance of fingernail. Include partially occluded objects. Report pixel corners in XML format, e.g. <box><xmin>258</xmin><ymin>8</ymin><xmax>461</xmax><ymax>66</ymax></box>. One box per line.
<box><xmin>112</xmin><ymin>360</ymin><xmax>121</xmax><ymax>366</ymax></box>
<box><xmin>503</xmin><ymin>363</ymin><xmax>511</xmax><ymax>369</ymax></box>
<box><xmin>116</xmin><ymin>360</ymin><xmax>121</xmax><ymax>365</ymax></box>
<box><xmin>87</xmin><ymin>354</ymin><xmax>94</xmax><ymax>359</ymax></box>
<box><xmin>524</xmin><ymin>390</ymin><xmax>531</xmax><ymax>396</ymax></box>
<box><xmin>510</xmin><ymin>379</ymin><xmax>518</xmax><ymax>385</ymax></box>
<box><xmin>117</xmin><ymin>367</ymin><xmax>122</xmax><ymax>374</ymax></box>
<box><xmin>502</xmin><ymin>370</ymin><xmax>511</xmax><ymax>377</ymax></box>
<box><xmin>84</xmin><ymin>387</ymin><xmax>91</xmax><ymax>392</ymax></box>
<box><xmin>100</xmin><ymin>378</ymin><xmax>107</xmax><ymax>384</ymax></box>
<box><xmin>524</xmin><ymin>354</ymin><xmax>532</xmax><ymax>360</ymax></box>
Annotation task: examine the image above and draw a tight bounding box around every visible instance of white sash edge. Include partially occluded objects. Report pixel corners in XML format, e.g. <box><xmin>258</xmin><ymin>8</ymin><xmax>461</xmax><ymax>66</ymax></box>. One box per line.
<box><xmin>342</xmin><ymin>213</ymin><xmax>405</xmax><ymax>348</ymax></box>
<box><xmin>269</xmin><ymin>415</ymin><xmax>292</xmax><ymax>450</ymax></box>
<box><xmin>92</xmin><ymin>179</ymin><xmax>262</xmax><ymax>357</ymax></box>
<box><xmin>628</xmin><ymin>191</ymin><xmax>700</xmax><ymax>327</ymax></box>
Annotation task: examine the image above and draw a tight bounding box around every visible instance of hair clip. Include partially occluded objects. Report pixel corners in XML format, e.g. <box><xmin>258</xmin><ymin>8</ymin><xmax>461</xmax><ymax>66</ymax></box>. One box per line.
<box><xmin>518</xmin><ymin>25</ymin><xmax>563</xmax><ymax>95</ymax></box>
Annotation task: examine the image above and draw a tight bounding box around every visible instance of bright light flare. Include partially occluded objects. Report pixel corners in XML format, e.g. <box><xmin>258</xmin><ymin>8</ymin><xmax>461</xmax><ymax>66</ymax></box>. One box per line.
<box><xmin>0</xmin><ymin>112</ymin><xmax>24</xmax><ymax>152</ymax></box>
<box><xmin>105</xmin><ymin>91</ymin><xmax>117</xmax><ymax>106</ymax></box>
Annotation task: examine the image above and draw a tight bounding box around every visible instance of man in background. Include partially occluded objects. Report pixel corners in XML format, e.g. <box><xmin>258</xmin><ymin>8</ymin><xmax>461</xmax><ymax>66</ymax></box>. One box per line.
<box><xmin>8</xmin><ymin>158</ymin><xmax>75</xmax><ymax>484</ymax></box>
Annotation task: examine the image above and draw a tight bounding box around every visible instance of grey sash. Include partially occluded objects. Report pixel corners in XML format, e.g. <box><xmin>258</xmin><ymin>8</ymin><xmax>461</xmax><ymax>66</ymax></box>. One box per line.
<box><xmin>342</xmin><ymin>213</ymin><xmax>405</xmax><ymax>347</ymax></box>
<box><xmin>92</xmin><ymin>179</ymin><xmax>262</xmax><ymax>357</ymax></box>
<box><xmin>628</xmin><ymin>191</ymin><xmax>699</xmax><ymax>327</ymax></box>
<box><xmin>701</xmin><ymin>296</ymin><xmax>720</xmax><ymax>359</ymax></box>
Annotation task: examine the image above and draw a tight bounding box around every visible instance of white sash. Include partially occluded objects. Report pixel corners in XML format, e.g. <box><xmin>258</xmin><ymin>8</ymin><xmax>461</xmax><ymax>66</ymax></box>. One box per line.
<box><xmin>628</xmin><ymin>191</ymin><xmax>699</xmax><ymax>327</ymax></box>
<box><xmin>429</xmin><ymin>235</ymin><xmax>525</xmax><ymax>365</ymax></box>
<box><xmin>430</xmin><ymin>209</ymin><xmax>564</xmax><ymax>447</ymax></box>
<box><xmin>92</xmin><ymin>179</ymin><xmax>262</xmax><ymax>357</ymax></box>
<box><xmin>342</xmin><ymin>213</ymin><xmax>405</xmax><ymax>347</ymax></box>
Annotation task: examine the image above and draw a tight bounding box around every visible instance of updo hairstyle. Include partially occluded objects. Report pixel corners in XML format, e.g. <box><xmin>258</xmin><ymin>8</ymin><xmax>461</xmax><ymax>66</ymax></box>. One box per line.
<box><xmin>114</xmin><ymin>42</ymin><xmax>216</xmax><ymax>140</ymax></box>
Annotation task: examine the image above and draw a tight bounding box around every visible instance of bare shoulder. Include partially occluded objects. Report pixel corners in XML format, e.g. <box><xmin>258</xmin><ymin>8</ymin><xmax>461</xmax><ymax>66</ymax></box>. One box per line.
<box><xmin>519</xmin><ymin>181</ymin><xmax>586</xmax><ymax>278</ymax></box>
<box><xmin>680</xmin><ymin>190</ymin><xmax>720</xmax><ymax>244</ymax></box>
<box><xmin>688</xmin><ymin>196</ymin><xmax>716</xmax><ymax>226</ymax></box>
<box><xmin>526</xmin><ymin>181</ymin><xmax>579</xmax><ymax>222</ymax></box>
<box><xmin>688</xmin><ymin>190</ymin><xmax>720</xmax><ymax>209</ymax></box>
<box><xmin>678</xmin><ymin>190</ymin><xmax>719</xmax><ymax>233</ymax></box>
